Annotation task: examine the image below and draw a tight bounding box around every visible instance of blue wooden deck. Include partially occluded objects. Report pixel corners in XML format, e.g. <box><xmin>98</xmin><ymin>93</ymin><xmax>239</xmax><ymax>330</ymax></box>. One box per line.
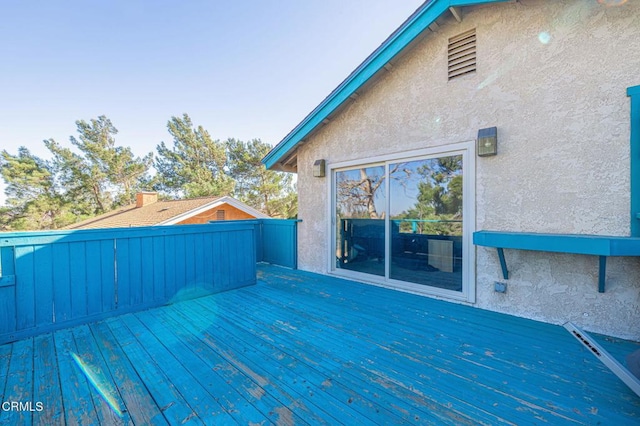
<box><xmin>1</xmin><ymin>264</ymin><xmax>638</xmax><ymax>425</ymax></box>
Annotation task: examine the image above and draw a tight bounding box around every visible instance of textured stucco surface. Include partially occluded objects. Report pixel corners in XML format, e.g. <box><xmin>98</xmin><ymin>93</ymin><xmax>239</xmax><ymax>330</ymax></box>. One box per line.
<box><xmin>294</xmin><ymin>0</ymin><xmax>640</xmax><ymax>340</ymax></box>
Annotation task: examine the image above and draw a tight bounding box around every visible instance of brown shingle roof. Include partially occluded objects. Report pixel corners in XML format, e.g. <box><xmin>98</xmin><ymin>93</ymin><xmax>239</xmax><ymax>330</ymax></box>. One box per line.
<box><xmin>65</xmin><ymin>196</ymin><xmax>223</xmax><ymax>230</ymax></box>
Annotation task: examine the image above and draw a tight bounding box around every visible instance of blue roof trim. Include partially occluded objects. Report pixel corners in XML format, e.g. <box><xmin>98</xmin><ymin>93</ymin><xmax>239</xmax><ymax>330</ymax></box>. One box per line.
<box><xmin>263</xmin><ymin>0</ymin><xmax>507</xmax><ymax>170</ymax></box>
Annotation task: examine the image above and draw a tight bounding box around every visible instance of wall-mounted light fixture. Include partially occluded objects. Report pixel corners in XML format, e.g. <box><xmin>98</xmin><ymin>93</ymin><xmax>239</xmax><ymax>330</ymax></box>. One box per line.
<box><xmin>313</xmin><ymin>159</ymin><xmax>326</xmax><ymax>177</ymax></box>
<box><xmin>477</xmin><ymin>126</ymin><xmax>498</xmax><ymax>157</ymax></box>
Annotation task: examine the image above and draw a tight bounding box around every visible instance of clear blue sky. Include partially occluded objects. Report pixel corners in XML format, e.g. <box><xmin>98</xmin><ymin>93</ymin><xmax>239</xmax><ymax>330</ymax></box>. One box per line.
<box><xmin>0</xmin><ymin>0</ymin><xmax>424</xmax><ymax>206</ymax></box>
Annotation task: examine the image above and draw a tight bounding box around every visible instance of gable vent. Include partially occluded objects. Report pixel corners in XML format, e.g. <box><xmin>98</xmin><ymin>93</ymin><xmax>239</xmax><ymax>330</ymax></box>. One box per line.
<box><xmin>448</xmin><ymin>28</ymin><xmax>476</xmax><ymax>80</ymax></box>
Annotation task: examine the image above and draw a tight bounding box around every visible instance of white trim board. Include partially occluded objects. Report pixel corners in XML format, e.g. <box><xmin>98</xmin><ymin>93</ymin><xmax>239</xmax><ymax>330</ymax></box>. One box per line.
<box><xmin>157</xmin><ymin>196</ymin><xmax>270</xmax><ymax>225</ymax></box>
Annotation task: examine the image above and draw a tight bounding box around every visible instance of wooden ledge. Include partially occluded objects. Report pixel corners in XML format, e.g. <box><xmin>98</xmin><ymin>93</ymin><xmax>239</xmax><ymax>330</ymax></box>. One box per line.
<box><xmin>473</xmin><ymin>231</ymin><xmax>640</xmax><ymax>293</ymax></box>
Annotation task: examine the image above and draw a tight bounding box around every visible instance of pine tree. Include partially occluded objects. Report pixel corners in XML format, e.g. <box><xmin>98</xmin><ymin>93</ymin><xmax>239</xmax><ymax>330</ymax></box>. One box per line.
<box><xmin>226</xmin><ymin>138</ymin><xmax>297</xmax><ymax>218</ymax></box>
<box><xmin>45</xmin><ymin>115</ymin><xmax>153</xmax><ymax>215</ymax></box>
<box><xmin>0</xmin><ymin>115</ymin><xmax>153</xmax><ymax>230</ymax></box>
<box><xmin>155</xmin><ymin>114</ymin><xmax>234</xmax><ymax>198</ymax></box>
<box><xmin>0</xmin><ymin>147</ymin><xmax>74</xmax><ymax>229</ymax></box>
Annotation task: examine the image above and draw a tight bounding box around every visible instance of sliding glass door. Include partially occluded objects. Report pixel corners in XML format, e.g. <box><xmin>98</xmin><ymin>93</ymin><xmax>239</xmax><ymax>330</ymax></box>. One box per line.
<box><xmin>335</xmin><ymin>165</ymin><xmax>386</xmax><ymax>277</ymax></box>
<box><xmin>332</xmin><ymin>146</ymin><xmax>471</xmax><ymax>300</ymax></box>
<box><xmin>389</xmin><ymin>155</ymin><xmax>463</xmax><ymax>291</ymax></box>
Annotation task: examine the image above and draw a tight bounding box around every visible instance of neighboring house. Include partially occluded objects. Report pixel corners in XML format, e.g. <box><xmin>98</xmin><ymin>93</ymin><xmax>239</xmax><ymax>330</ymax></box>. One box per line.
<box><xmin>65</xmin><ymin>192</ymin><xmax>269</xmax><ymax>230</ymax></box>
<box><xmin>263</xmin><ymin>0</ymin><xmax>640</xmax><ymax>340</ymax></box>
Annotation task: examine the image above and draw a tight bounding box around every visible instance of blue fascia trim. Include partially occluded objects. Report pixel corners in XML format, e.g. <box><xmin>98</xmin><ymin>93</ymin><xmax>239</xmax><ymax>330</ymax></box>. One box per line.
<box><xmin>628</xmin><ymin>85</ymin><xmax>640</xmax><ymax>236</ymax></box>
<box><xmin>263</xmin><ymin>0</ymin><xmax>508</xmax><ymax>170</ymax></box>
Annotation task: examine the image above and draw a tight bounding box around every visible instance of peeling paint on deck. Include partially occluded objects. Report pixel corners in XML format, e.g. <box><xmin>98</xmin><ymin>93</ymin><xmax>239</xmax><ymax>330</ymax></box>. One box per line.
<box><xmin>1</xmin><ymin>265</ymin><xmax>638</xmax><ymax>425</ymax></box>
<box><xmin>273</xmin><ymin>405</ymin><xmax>294</xmax><ymax>426</ymax></box>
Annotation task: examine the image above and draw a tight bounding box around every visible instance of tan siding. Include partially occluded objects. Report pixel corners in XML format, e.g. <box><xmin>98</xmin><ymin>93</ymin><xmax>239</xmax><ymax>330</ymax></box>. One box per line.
<box><xmin>177</xmin><ymin>204</ymin><xmax>255</xmax><ymax>224</ymax></box>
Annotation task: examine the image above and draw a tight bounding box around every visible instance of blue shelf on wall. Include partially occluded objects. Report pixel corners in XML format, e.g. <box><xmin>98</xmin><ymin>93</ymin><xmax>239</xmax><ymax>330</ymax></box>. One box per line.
<box><xmin>473</xmin><ymin>231</ymin><xmax>640</xmax><ymax>293</ymax></box>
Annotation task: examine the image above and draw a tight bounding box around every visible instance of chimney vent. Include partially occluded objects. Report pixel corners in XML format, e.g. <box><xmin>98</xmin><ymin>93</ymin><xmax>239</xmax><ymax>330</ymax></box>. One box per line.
<box><xmin>136</xmin><ymin>192</ymin><xmax>158</xmax><ymax>208</ymax></box>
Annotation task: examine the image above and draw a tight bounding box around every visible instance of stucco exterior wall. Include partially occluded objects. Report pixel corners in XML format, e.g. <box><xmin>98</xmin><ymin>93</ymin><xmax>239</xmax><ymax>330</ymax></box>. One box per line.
<box><xmin>295</xmin><ymin>0</ymin><xmax>640</xmax><ymax>340</ymax></box>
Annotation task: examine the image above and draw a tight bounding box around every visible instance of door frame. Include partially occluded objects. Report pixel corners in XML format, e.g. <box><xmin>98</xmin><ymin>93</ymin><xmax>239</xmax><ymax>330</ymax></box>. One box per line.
<box><xmin>327</xmin><ymin>140</ymin><xmax>476</xmax><ymax>303</ymax></box>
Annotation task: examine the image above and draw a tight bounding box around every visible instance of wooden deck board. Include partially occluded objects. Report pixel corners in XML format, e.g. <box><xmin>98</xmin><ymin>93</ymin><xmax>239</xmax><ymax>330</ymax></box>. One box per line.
<box><xmin>71</xmin><ymin>324</ymin><xmax>132</xmax><ymax>425</ymax></box>
<box><xmin>0</xmin><ymin>264</ymin><xmax>639</xmax><ymax>425</ymax></box>
<box><xmin>104</xmin><ymin>317</ymin><xmax>203</xmax><ymax>425</ymax></box>
<box><xmin>0</xmin><ymin>344</ymin><xmax>11</xmax><ymax>388</ymax></box>
<box><xmin>32</xmin><ymin>333</ymin><xmax>64</xmax><ymax>425</ymax></box>
<box><xmin>89</xmin><ymin>321</ymin><xmax>167</xmax><ymax>425</ymax></box>
<box><xmin>164</xmin><ymin>298</ymin><xmax>374</xmax><ymax>425</ymax></box>
<box><xmin>254</xmin><ymin>268</ymin><xmax>623</xmax><ymax>379</ymax></box>
<box><xmin>212</xmin><ymin>288</ymin><xmax>524</xmax><ymax>425</ymax></box>
<box><xmin>52</xmin><ymin>328</ymin><xmax>100</xmax><ymax>425</ymax></box>
<box><xmin>120</xmin><ymin>312</ymin><xmax>246</xmax><ymax>424</ymax></box>
<box><xmin>145</xmin><ymin>305</ymin><xmax>321</xmax><ymax>425</ymax></box>
<box><xmin>189</xmin><ymin>296</ymin><xmax>477</xmax><ymax>425</ymax></box>
<box><xmin>231</xmin><ymin>283</ymin><xmax>592</xmax><ymax>422</ymax></box>
<box><xmin>252</xmin><ymin>268</ymin><xmax>640</xmax><ymax>422</ymax></box>
<box><xmin>1</xmin><ymin>338</ymin><xmax>34</xmax><ymax>426</ymax></box>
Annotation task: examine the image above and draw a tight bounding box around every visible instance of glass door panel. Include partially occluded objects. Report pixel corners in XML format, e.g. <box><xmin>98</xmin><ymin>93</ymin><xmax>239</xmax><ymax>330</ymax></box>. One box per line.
<box><xmin>389</xmin><ymin>155</ymin><xmax>463</xmax><ymax>291</ymax></box>
<box><xmin>335</xmin><ymin>165</ymin><xmax>386</xmax><ymax>277</ymax></box>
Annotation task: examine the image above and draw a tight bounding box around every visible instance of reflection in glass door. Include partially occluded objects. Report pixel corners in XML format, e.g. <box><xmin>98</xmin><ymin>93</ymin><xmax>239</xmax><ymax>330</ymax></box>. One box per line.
<box><xmin>389</xmin><ymin>155</ymin><xmax>463</xmax><ymax>292</ymax></box>
<box><xmin>332</xmin><ymin>152</ymin><xmax>466</xmax><ymax>295</ymax></box>
<box><xmin>335</xmin><ymin>165</ymin><xmax>386</xmax><ymax>277</ymax></box>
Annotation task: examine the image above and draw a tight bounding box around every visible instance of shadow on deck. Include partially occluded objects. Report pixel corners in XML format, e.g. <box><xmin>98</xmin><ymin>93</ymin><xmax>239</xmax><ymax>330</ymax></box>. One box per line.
<box><xmin>1</xmin><ymin>264</ymin><xmax>639</xmax><ymax>425</ymax></box>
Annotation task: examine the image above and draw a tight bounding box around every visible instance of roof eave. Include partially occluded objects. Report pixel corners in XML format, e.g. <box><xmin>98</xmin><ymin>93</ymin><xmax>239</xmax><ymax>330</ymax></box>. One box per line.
<box><xmin>156</xmin><ymin>196</ymin><xmax>270</xmax><ymax>225</ymax></box>
<box><xmin>262</xmin><ymin>0</ymin><xmax>507</xmax><ymax>171</ymax></box>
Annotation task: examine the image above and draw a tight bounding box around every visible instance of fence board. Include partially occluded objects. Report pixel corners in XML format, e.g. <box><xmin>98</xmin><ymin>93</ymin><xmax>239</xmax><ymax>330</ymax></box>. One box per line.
<box><xmin>153</xmin><ymin>236</ymin><xmax>165</xmax><ymax>302</ymax></box>
<box><xmin>194</xmin><ymin>232</ymin><xmax>205</xmax><ymax>288</ymax></box>
<box><xmin>86</xmin><ymin>240</ymin><xmax>102</xmax><ymax>316</ymax></box>
<box><xmin>115</xmin><ymin>239</ymin><xmax>130</xmax><ymax>310</ymax></box>
<box><xmin>0</xmin><ymin>246</ymin><xmax>15</xmax><ymax>276</ymax></box>
<box><xmin>34</xmin><ymin>244</ymin><xmax>53</xmax><ymax>327</ymax></box>
<box><xmin>184</xmin><ymin>233</ymin><xmax>196</xmax><ymax>288</ymax></box>
<box><xmin>221</xmin><ymin>231</ymin><xmax>231</xmax><ymax>289</ymax></box>
<box><xmin>241</xmin><ymin>228</ymin><xmax>257</xmax><ymax>284</ymax></box>
<box><xmin>15</xmin><ymin>246</ymin><xmax>36</xmax><ymax>330</ymax></box>
<box><xmin>0</xmin><ymin>286</ymin><xmax>16</xmax><ymax>336</ymax></box>
<box><xmin>141</xmin><ymin>237</ymin><xmax>154</xmax><ymax>304</ymax></box>
<box><xmin>212</xmin><ymin>231</ymin><xmax>222</xmax><ymax>291</ymax></box>
<box><xmin>0</xmin><ymin>222</ymin><xmax>260</xmax><ymax>344</ymax></box>
<box><xmin>128</xmin><ymin>237</ymin><xmax>143</xmax><ymax>307</ymax></box>
<box><xmin>52</xmin><ymin>243</ymin><xmax>71</xmax><ymax>323</ymax></box>
<box><xmin>174</xmin><ymin>234</ymin><xmax>186</xmax><ymax>295</ymax></box>
<box><xmin>69</xmin><ymin>242</ymin><xmax>88</xmax><ymax>319</ymax></box>
<box><xmin>260</xmin><ymin>220</ymin><xmax>299</xmax><ymax>269</ymax></box>
<box><xmin>164</xmin><ymin>235</ymin><xmax>176</xmax><ymax>300</ymax></box>
<box><xmin>255</xmin><ymin>221</ymin><xmax>264</xmax><ymax>262</ymax></box>
<box><xmin>100</xmin><ymin>239</ymin><xmax>116</xmax><ymax>312</ymax></box>
<box><xmin>202</xmin><ymin>234</ymin><xmax>213</xmax><ymax>290</ymax></box>
<box><xmin>0</xmin><ymin>247</ymin><xmax>17</xmax><ymax>336</ymax></box>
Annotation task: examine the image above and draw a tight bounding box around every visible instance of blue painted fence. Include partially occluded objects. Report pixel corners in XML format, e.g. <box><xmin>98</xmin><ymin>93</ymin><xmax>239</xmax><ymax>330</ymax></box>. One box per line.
<box><xmin>0</xmin><ymin>221</ymin><xmax>257</xmax><ymax>344</ymax></box>
<box><xmin>254</xmin><ymin>219</ymin><xmax>299</xmax><ymax>269</ymax></box>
